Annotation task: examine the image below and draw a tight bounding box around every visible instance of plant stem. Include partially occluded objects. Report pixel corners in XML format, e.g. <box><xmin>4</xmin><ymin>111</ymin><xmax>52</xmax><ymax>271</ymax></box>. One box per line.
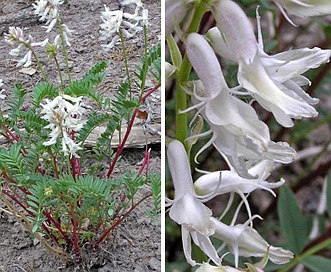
<box><xmin>69</xmin><ymin>203</ymin><xmax>80</xmax><ymax>260</ymax></box>
<box><xmin>57</xmin><ymin>18</ymin><xmax>72</xmax><ymax>84</ymax></box>
<box><xmin>119</xmin><ymin>29</ymin><xmax>132</xmax><ymax>99</ymax></box>
<box><xmin>25</xmin><ymin>44</ymin><xmax>49</xmax><ymax>83</ymax></box>
<box><xmin>106</xmin><ymin>108</ymin><xmax>138</xmax><ymax>178</ymax></box>
<box><xmin>277</xmin><ymin>238</ymin><xmax>331</xmax><ymax>272</ymax></box>
<box><xmin>138</xmin><ymin>148</ymin><xmax>150</xmax><ymax>177</ymax></box>
<box><xmin>54</xmin><ymin>56</ymin><xmax>64</xmax><ymax>89</ymax></box>
<box><xmin>93</xmin><ymin>193</ymin><xmax>152</xmax><ymax>249</ymax></box>
<box><xmin>139</xmin><ymin>25</ymin><xmax>149</xmax><ymax>99</ymax></box>
<box><xmin>174</xmin><ymin>3</ymin><xmax>207</xmax><ymax>150</ymax></box>
<box><xmin>106</xmin><ymin>83</ymin><xmax>160</xmax><ymax>178</ymax></box>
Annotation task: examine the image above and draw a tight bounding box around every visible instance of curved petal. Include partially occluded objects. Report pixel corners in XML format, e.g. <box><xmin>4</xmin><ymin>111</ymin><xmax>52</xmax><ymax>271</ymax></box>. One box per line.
<box><xmin>169</xmin><ymin>194</ymin><xmax>215</xmax><ymax>236</ymax></box>
<box><xmin>211</xmin><ymin>0</ymin><xmax>257</xmax><ymax>64</ymax></box>
<box><xmin>273</xmin><ymin>0</ymin><xmax>331</xmax><ymax>17</ymax></box>
<box><xmin>238</xmin><ymin>55</ymin><xmax>318</xmax><ymax>127</ymax></box>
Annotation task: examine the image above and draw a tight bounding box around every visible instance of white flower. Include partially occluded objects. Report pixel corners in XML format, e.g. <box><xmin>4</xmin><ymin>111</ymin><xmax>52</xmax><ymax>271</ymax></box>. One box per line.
<box><xmin>210</xmin><ymin>0</ymin><xmax>331</xmax><ymax>127</ymax></box>
<box><xmin>54</xmin><ymin>24</ymin><xmax>74</xmax><ymax>47</ymax></box>
<box><xmin>194</xmin><ymin>160</ymin><xmax>285</xmax><ymax>218</ymax></box>
<box><xmin>165</xmin><ymin>0</ymin><xmax>193</xmax><ymax>38</ymax></box>
<box><xmin>141</xmin><ymin>9</ymin><xmax>149</xmax><ymax>26</ymax></box>
<box><xmin>0</xmin><ymin>79</ymin><xmax>6</xmax><ymax>100</ymax></box>
<box><xmin>4</xmin><ymin>27</ymin><xmax>48</xmax><ymax>67</ymax></box>
<box><xmin>120</xmin><ymin>0</ymin><xmax>143</xmax><ymax>7</ymax></box>
<box><xmin>185</xmin><ymin>33</ymin><xmax>226</xmax><ymax>101</ymax></box>
<box><xmin>196</xmin><ymin>263</ymin><xmax>258</xmax><ymax>272</ymax></box>
<box><xmin>211</xmin><ymin>218</ymin><xmax>294</xmax><ymax>268</ymax></box>
<box><xmin>4</xmin><ymin>27</ymin><xmax>25</xmax><ymax>45</ymax></box>
<box><xmin>189</xmin><ymin>81</ymin><xmax>296</xmax><ymax>177</ymax></box>
<box><xmin>33</xmin><ymin>0</ymin><xmax>64</xmax><ymax>32</ymax></box>
<box><xmin>41</xmin><ymin>94</ymin><xmax>87</xmax><ymax>158</ymax></box>
<box><xmin>167</xmin><ymin>140</ymin><xmax>221</xmax><ymax>266</ymax></box>
<box><xmin>273</xmin><ymin>0</ymin><xmax>331</xmax><ymax>18</ymax></box>
<box><xmin>17</xmin><ymin>50</ymin><xmax>33</xmax><ymax>67</ymax></box>
<box><xmin>100</xmin><ymin>3</ymin><xmax>148</xmax><ymax>50</ymax></box>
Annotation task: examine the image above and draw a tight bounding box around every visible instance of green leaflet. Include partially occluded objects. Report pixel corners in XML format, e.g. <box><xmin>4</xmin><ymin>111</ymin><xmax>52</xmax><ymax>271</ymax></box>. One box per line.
<box><xmin>301</xmin><ymin>255</ymin><xmax>331</xmax><ymax>272</ymax></box>
<box><xmin>278</xmin><ymin>185</ymin><xmax>307</xmax><ymax>254</ymax></box>
<box><xmin>327</xmin><ymin>171</ymin><xmax>331</xmax><ymax>219</ymax></box>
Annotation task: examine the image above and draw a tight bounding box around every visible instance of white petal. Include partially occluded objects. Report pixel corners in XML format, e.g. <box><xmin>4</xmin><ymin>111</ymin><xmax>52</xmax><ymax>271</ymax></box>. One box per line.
<box><xmin>186</xmin><ymin>33</ymin><xmax>226</xmax><ymax>100</ymax></box>
<box><xmin>169</xmin><ymin>194</ymin><xmax>215</xmax><ymax>236</ymax></box>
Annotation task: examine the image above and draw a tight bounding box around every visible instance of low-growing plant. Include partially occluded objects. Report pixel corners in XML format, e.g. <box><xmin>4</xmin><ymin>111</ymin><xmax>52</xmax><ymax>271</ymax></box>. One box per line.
<box><xmin>0</xmin><ymin>0</ymin><xmax>161</xmax><ymax>261</ymax></box>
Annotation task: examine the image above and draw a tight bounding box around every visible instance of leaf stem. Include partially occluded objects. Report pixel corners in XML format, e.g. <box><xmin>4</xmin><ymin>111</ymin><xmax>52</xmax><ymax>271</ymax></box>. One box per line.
<box><xmin>93</xmin><ymin>193</ymin><xmax>152</xmax><ymax>249</ymax></box>
<box><xmin>277</xmin><ymin>238</ymin><xmax>331</xmax><ymax>272</ymax></box>
<box><xmin>174</xmin><ymin>2</ymin><xmax>207</xmax><ymax>150</ymax></box>
<box><xmin>106</xmin><ymin>83</ymin><xmax>160</xmax><ymax>178</ymax></box>
<box><xmin>57</xmin><ymin>18</ymin><xmax>72</xmax><ymax>84</ymax></box>
<box><xmin>119</xmin><ymin>29</ymin><xmax>132</xmax><ymax>99</ymax></box>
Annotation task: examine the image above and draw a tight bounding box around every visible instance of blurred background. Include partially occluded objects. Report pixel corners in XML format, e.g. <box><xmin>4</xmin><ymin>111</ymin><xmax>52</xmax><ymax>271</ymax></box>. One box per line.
<box><xmin>165</xmin><ymin>0</ymin><xmax>331</xmax><ymax>271</ymax></box>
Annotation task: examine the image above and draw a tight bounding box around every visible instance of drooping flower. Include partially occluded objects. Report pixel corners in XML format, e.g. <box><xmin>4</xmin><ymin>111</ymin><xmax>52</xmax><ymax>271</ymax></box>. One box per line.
<box><xmin>185</xmin><ymin>33</ymin><xmax>226</xmax><ymax>101</ymax></box>
<box><xmin>100</xmin><ymin>2</ymin><xmax>148</xmax><ymax>50</ymax></box>
<box><xmin>194</xmin><ymin>160</ymin><xmax>285</xmax><ymax>219</ymax></box>
<box><xmin>54</xmin><ymin>24</ymin><xmax>74</xmax><ymax>47</ymax></box>
<box><xmin>120</xmin><ymin>0</ymin><xmax>143</xmax><ymax>8</ymax></box>
<box><xmin>165</xmin><ymin>0</ymin><xmax>193</xmax><ymax>38</ymax></box>
<box><xmin>40</xmin><ymin>94</ymin><xmax>87</xmax><ymax>158</ymax></box>
<box><xmin>33</xmin><ymin>0</ymin><xmax>64</xmax><ymax>32</ymax></box>
<box><xmin>196</xmin><ymin>262</ymin><xmax>265</xmax><ymax>272</ymax></box>
<box><xmin>188</xmin><ymin>80</ymin><xmax>296</xmax><ymax>177</ymax></box>
<box><xmin>273</xmin><ymin>0</ymin><xmax>331</xmax><ymax>18</ymax></box>
<box><xmin>0</xmin><ymin>79</ymin><xmax>6</xmax><ymax>100</ymax></box>
<box><xmin>4</xmin><ymin>27</ymin><xmax>48</xmax><ymax>67</ymax></box>
<box><xmin>167</xmin><ymin>140</ymin><xmax>221</xmax><ymax>266</ymax></box>
<box><xmin>211</xmin><ymin>218</ymin><xmax>294</xmax><ymax>268</ymax></box>
<box><xmin>210</xmin><ymin>0</ymin><xmax>331</xmax><ymax>127</ymax></box>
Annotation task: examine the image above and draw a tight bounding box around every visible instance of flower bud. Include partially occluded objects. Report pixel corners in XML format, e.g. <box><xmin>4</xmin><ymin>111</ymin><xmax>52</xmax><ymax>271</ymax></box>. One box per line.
<box><xmin>211</xmin><ymin>0</ymin><xmax>257</xmax><ymax>64</ymax></box>
<box><xmin>185</xmin><ymin>33</ymin><xmax>226</xmax><ymax>100</ymax></box>
<box><xmin>165</xmin><ymin>0</ymin><xmax>192</xmax><ymax>38</ymax></box>
<box><xmin>273</xmin><ymin>0</ymin><xmax>331</xmax><ymax>17</ymax></box>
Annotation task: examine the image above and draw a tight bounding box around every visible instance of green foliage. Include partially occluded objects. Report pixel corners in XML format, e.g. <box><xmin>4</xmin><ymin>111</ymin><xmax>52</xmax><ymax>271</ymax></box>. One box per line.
<box><xmin>7</xmin><ymin>84</ymin><xmax>27</xmax><ymax>122</ymax></box>
<box><xmin>31</xmin><ymin>82</ymin><xmax>57</xmax><ymax>107</ymax></box>
<box><xmin>134</xmin><ymin>43</ymin><xmax>161</xmax><ymax>89</ymax></box>
<box><xmin>0</xmin><ymin>143</ymin><xmax>25</xmax><ymax>177</ymax></box>
<box><xmin>66</xmin><ymin>61</ymin><xmax>107</xmax><ymax>106</ymax></box>
<box><xmin>123</xmin><ymin>173</ymin><xmax>147</xmax><ymax>201</ymax></box>
<box><xmin>77</xmin><ymin>112</ymin><xmax>111</xmax><ymax>144</ymax></box>
<box><xmin>0</xmin><ymin>4</ymin><xmax>161</xmax><ymax>260</ymax></box>
<box><xmin>301</xmin><ymin>256</ymin><xmax>331</xmax><ymax>272</ymax></box>
<box><xmin>146</xmin><ymin>173</ymin><xmax>161</xmax><ymax>225</ymax></box>
<box><xmin>26</xmin><ymin>174</ymin><xmax>124</xmax><ymax>234</ymax></box>
<box><xmin>327</xmin><ymin>172</ymin><xmax>331</xmax><ymax>219</ymax></box>
<box><xmin>18</xmin><ymin>110</ymin><xmax>48</xmax><ymax>134</ymax></box>
<box><xmin>278</xmin><ymin>186</ymin><xmax>307</xmax><ymax>254</ymax></box>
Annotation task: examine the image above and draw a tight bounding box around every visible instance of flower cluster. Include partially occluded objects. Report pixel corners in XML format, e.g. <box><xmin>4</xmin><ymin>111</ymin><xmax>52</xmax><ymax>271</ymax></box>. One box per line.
<box><xmin>33</xmin><ymin>0</ymin><xmax>64</xmax><ymax>32</ymax></box>
<box><xmin>33</xmin><ymin>0</ymin><xmax>73</xmax><ymax>46</ymax></box>
<box><xmin>166</xmin><ymin>0</ymin><xmax>331</xmax><ymax>270</ymax></box>
<box><xmin>40</xmin><ymin>94</ymin><xmax>87</xmax><ymax>158</ymax></box>
<box><xmin>0</xmin><ymin>79</ymin><xmax>5</xmax><ymax>100</ymax></box>
<box><xmin>4</xmin><ymin>27</ymin><xmax>48</xmax><ymax>67</ymax></box>
<box><xmin>99</xmin><ymin>0</ymin><xmax>149</xmax><ymax>50</ymax></box>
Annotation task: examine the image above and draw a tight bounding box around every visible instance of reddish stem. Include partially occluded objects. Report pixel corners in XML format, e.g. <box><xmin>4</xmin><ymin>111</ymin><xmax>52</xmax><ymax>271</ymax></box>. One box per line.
<box><xmin>93</xmin><ymin>193</ymin><xmax>152</xmax><ymax>249</ymax></box>
<box><xmin>138</xmin><ymin>148</ymin><xmax>150</xmax><ymax>177</ymax></box>
<box><xmin>140</xmin><ymin>83</ymin><xmax>160</xmax><ymax>102</ymax></box>
<box><xmin>106</xmin><ymin>83</ymin><xmax>160</xmax><ymax>178</ymax></box>
<box><xmin>69</xmin><ymin>203</ymin><xmax>80</xmax><ymax>260</ymax></box>
<box><xmin>106</xmin><ymin>109</ymin><xmax>138</xmax><ymax>178</ymax></box>
<box><xmin>53</xmin><ymin>155</ymin><xmax>59</xmax><ymax>179</ymax></box>
<box><xmin>43</xmin><ymin>210</ymin><xmax>71</xmax><ymax>246</ymax></box>
<box><xmin>3</xmin><ymin>124</ymin><xmax>19</xmax><ymax>142</ymax></box>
